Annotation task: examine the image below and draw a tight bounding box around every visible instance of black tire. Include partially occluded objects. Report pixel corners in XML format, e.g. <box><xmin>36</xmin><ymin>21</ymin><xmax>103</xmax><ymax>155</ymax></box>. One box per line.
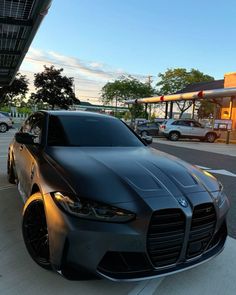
<box><xmin>7</xmin><ymin>153</ymin><xmax>16</xmax><ymax>184</ymax></box>
<box><xmin>0</xmin><ymin>123</ymin><xmax>8</xmax><ymax>133</ymax></box>
<box><xmin>22</xmin><ymin>198</ymin><xmax>52</xmax><ymax>270</ymax></box>
<box><xmin>141</xmin><ymin>130</ymin><xmax>149</xmax><ymax>137</ymax></box>
<box><xmin>205</xmin><ymin>133</ymin><xmax>216</xmax><ymax>143</ymax></box>
<box><xmin>169</xmin><ymin>131</ymin><xmax>180</xmax><ymax>141</ymax></box>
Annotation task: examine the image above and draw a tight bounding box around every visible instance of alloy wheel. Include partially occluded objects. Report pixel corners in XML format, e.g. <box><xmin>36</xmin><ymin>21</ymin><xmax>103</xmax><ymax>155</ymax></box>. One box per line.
<box><xmin>0</xmin><ymin>123</ymin><xmax>7</xmax><ymax>133</ymax></box>
<box><xmin>169</xmin><ymin>132</ymin><xmax>179</xmax><ymax>141</ymax></box>
<box><xmin>22</xmin><ymin>200</ymin><xmax>51</xmax><ymax>269</ymax></box>
<box><xmin>206</xmin><ymin>133</ymin><xmax>216</xmax><ymax>143</ymax></box>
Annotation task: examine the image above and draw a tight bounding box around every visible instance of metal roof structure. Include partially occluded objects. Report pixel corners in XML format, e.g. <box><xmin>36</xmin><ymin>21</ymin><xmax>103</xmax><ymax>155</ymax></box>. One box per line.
<box><xmin>0</xmin><ymin>0</ymin><xmax>52</xmax><ymax>86</ymax></box>
<box><xmin>176</xmin><ymin>80</ymin><xmax>224</xmax><ymax>93</ymax></box>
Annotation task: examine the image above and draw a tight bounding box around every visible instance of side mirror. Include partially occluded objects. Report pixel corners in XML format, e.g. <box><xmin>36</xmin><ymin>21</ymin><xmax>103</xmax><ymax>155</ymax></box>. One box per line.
<box><xmin>15</xmin><ymin>132</ymin><xmax>37</xmax><ymax>145</ymax></box>
<box><xmin>142</xmin><ymin>135</ymin><xmax>153</xmax><ymax>145</ymax></box>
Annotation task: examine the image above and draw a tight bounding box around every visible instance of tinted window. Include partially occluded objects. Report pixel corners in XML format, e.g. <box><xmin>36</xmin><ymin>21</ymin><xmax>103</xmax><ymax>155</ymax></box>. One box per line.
<box><xmin>192</xmin><ymin>121</ymin><xmax>202</xmax><ymax>128</ymax></box>
<box><xmin>48</xmin><ymin>115</ymin><xmax>144</xmax><ymax>147</ymax></box>
<box><xmin>178</xmin><ymin>120</ymin><xmax>191</xmax><ymax>126</ymax></box>
<box><xmin>171</xmin><ymin>120</ymin><xmax>180</xmax><ymax>125</ymax></box>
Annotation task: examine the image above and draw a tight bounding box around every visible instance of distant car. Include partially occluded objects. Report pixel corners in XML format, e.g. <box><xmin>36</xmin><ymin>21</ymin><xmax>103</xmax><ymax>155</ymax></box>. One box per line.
<box><xmin>159</xmin><ymin>119</ymin><xmax>219</xmax><ymax>143</ymax></box>
<box><xmin>0</xmin><ymin>112</ymin><xmax>13</xmax><ymax>133</ymax></box>
<box><xmin>136</xmin><ymin>121</ymin><xmax>162</xmax><ymax>136</ymax></box>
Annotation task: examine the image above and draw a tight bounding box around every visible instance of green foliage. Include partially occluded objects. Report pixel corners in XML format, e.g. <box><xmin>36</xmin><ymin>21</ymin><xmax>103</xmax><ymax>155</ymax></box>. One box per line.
<box><xmin>0</xmin><ymin>106</ymin><xmax>10</xmax><ymax>113</ymax></box>
<box><xmin>101</xmin><ymin>76</ymin><xmax>154</xmax><ymax>103</ymax></box>
<box><xmin>150</xmin><ymin>113</ymin><xmax>156</xmax><ymax>121</ymax></box>
<box><xmin>31</xmin><ymin>65</ymin><xmax>77</xmax><ymax>110</ymax></box>
<box><xmin>0</xmin><ymin>73</ymin><xmax>29</xmax><ymax>106</ymax></box>
<box><xmin>197</xmin><ymin>100</ymin><xmax>215</xmax><ymax>119</ymax></box>
<box><xmin>17</xmin><ymin>106</ymin><xmax>32</xmax><ymax>115</ymax></box>
<box><xmin>157</xmin><ymin>68</ymin><xmax>214</xmax><ymax>95</ymax></box>
<box><xmin>124</xmin><ymin>111</ymin><xmax>131</xmax><ymax>121</ymax></box>
<box><xmin>101</xmin><ymin>76</ymin><xmax>154</xmax><ymax>118</ymax></box>
<box><xmin>157</xmin><ymin>68</ymin><xmax>215</xmax><ymax>118</ymax></box>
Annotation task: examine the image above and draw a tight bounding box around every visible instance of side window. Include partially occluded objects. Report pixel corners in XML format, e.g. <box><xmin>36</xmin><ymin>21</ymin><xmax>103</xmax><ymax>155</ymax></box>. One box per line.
<box><xmin>172</xmin><ymin>121</ymin><xmax>180</xmax><ymax>126</ymax></box>
<box><xmin>21</xmin><ymin>113</ymin><xmax>44</xmax><ymax>144</ymax></box>
<box><xmin>172</xmin><ymin>120</ymin><xmax>188</xmax><ymax>126</ymax></box>
<box><xmin>192</xmin><ymin>121</ymin><xmax>202</xmax><ymax>128</ymax></box>
<box><xmin>30</xmin><ymin>120</ymin><xmax>43</xmax><ymax>144</ymax></box>
<box><xmin>47</xmin><ymin>115</ymin><xmax>67</xmax><ymax>146</ymax></box>
<box><xmin>182</xmin><ymin>121</ymin><xmax>191</xmax><ymax>127</ymax></box>
<box><xmin>21</xmin><ymin>117</ymin><xmax>32</xmax><ymax>133</ymax></box>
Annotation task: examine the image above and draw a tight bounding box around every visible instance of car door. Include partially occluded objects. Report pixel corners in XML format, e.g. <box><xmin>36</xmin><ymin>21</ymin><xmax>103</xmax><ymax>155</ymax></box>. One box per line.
<box><xmin>177</xmin><ymin>120</ymin><xmax>192</xmax><ymax>136</ymax></box>
<box><xmin>149</xmin><ymin>123</ymin><xmax>159</xmax><ymax>136</ymax></box>
<box><xmin>14</xmin><ymin>113</ymin><xmax>45</xmax><ymax>200</ymax></box>
<box><xmin>190</xmin><ymin>121</ymin><xmax>204</xmax><ymax>137</ymax></box>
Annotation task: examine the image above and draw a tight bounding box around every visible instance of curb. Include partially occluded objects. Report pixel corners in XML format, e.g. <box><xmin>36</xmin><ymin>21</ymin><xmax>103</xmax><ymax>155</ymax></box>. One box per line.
<box><xmin>216</xmin><ymin>139</ymin><xmax>236</xmax><ymax>144</ymax></box>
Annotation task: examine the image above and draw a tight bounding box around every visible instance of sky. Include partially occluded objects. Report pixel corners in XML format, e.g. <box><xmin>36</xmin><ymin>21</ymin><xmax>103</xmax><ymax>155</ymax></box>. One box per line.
<box><xmin>21</xmin><ymin>0</ymin><xmax>236</xmax><ymax>104</ymax></box>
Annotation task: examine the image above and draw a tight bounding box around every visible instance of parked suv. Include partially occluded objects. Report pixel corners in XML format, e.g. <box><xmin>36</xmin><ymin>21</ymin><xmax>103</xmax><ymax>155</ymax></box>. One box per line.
<box><xmin>159</xmin><ymin>119</ymin><xmax>219</xmax><ymax>142</ymax></box>
<box><xmin>0</xmin><ymin>112</ymin><xmax>13</xmax><ymax>133</ymax></box>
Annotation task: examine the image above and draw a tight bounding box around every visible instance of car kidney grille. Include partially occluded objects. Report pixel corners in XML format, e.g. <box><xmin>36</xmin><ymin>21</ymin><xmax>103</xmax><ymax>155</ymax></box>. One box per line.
<box><xmin>187</xmin><ymin>203</ymin><xmax>216</xmax><ymax>259</ymax></box>
<box><xmin>147</xmin><ymin>209</ymin><xmax>185</xmax><ymax>267</ymax></box>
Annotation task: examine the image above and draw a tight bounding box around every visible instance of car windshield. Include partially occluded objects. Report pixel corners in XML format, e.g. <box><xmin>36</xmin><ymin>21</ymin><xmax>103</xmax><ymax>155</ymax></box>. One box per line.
<box><xmin>47</xmin><ymin>114</ymin><xmax>144</xmax><ymax>147</ymax></box>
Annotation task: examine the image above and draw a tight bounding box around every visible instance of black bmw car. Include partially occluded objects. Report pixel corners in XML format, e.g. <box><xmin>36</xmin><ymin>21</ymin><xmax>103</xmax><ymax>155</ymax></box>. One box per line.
<box><xmin>8</xmin><ymin>111</ymin><xmax>229</xmax><ymax>281</ymax></box>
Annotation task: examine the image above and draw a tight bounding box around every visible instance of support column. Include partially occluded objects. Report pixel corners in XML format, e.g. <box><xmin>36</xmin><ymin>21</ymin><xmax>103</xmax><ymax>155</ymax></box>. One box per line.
<box><xmin>192</xmin><ymin>100</ymin><xmax>196</xmax><ymax>119</ymax></box>
<box><xmin>165</xmin><ymin>102</ymin><xmax>168</xmax><ymax>119</ymax></box>
<box><xmin>145</xmin><ymin>103</ymin><xmax>148</xmax><ymax>119</ymax></box>
<box><xmin>226</xmin><ymin>96</ymin><xmax>234</xmax><ymax>144</ymax></box>
<box><xmin>169</xmin><ymin>101</ymin><xmax>173</xmax><ymax>118</ymax></box>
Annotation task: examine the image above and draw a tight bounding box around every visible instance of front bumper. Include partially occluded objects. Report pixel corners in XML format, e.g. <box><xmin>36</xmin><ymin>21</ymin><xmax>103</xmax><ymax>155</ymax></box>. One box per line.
<box><xmin>43</xmin><ymin>193</ymin><xmax>229</xmax><ymax>281</ymax></box>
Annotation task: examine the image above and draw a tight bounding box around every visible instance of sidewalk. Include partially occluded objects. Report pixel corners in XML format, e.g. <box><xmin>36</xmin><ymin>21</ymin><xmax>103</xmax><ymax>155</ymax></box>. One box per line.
<box><xmin>153</xmin><ymin>138</ymin><xmax>236</xmax><ymax>157</ymax></box>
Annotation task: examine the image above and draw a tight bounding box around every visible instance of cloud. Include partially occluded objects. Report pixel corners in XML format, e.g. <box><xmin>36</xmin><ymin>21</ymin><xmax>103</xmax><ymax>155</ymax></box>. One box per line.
<box><xmin>19</xmin><ymin>48</ymin><xmax>148</xmax><ymax>103</ymax></box>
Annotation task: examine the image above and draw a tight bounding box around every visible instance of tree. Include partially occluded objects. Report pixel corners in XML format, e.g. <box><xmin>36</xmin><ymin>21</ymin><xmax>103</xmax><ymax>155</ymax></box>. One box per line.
<box><xmin>31</xmin><ymin>65</ymin><xmax>77</xmax><ymax>110</ymax></box>
<box><xmin>101</xmin><ymin>76</ymin><xmax>155</xmax><ymax>118</ymax></box>
<box><xmin>197</xmin><ymin>100</ymin><xmax>215</xmax><ymax>119</ymax></box>
<box><xmin>0</xmin><ymin>73</ymin><xmax>29</xmax><ymax>106</ymax></box>
<box><xmin>157</xmin><ymin>68</ymin><xmax>214</xmax><ymax>118</ymax></box>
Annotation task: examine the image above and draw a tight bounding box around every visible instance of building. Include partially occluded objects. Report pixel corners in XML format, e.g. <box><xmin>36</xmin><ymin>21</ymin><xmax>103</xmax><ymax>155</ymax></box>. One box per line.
<box><xmin>178</xmin><ymin>73</ymin><xmax>236</xmax><ymax>130</ymax></box>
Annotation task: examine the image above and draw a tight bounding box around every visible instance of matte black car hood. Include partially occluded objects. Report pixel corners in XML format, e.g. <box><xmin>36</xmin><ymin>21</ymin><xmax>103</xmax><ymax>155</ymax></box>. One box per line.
<box><xmin>45</xmin><ymin>146</ymin><xmax>220</xmax><ymax>204</ymax></box>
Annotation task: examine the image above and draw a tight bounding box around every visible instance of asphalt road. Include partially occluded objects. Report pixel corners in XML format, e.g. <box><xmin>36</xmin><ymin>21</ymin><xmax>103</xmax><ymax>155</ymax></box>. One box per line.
<box><xmin>152</xmin><ymin>142</ymin><xmax>236</xmax><ymax>239</ymax></box>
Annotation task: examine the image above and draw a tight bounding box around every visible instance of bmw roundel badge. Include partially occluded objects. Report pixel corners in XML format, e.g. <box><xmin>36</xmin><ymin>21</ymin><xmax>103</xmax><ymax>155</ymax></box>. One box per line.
<box><xmin>178</xmin><ymin>198</ymin><xmax>188</xmax><ymax>208</ymax></box>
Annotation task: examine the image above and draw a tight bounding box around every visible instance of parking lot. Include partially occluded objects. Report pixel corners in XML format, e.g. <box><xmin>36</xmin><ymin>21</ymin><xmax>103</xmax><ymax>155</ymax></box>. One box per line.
<box><xmin>1</xmin><ymin>129</ymin><xmax>236</xmax><ymax>295</ymax></box>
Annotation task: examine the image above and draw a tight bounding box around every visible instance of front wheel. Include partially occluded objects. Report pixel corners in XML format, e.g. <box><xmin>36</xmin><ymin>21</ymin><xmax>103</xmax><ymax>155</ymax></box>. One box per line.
<box><xmin>22</xmin><ymin>197</ymin><xmax>52</xmax><ymax>270</ymax></box>
<box><xmin>205</xmin><ymin>133</ymin><xmax>216</xmax><ymax>143</ymax></box>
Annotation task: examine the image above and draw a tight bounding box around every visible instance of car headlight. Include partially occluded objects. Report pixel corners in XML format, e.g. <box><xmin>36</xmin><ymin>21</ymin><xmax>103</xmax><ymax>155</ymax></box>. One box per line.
<box><xmin>212</xmin><ymin>182</ymin><xmax>227</xmax><ymax>208</ymax></box>
<box><xmin>53</xmin><ymin>192</ymin><xmax>135</xmax><ymax>223</ymax></box>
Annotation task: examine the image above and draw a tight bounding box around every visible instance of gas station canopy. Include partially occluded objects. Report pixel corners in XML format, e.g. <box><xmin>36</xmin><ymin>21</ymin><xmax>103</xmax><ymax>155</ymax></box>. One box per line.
<box><xmin>0</xmin><ymin>0</ymin><xmax>52</xmax><ymax>86</ymax></box>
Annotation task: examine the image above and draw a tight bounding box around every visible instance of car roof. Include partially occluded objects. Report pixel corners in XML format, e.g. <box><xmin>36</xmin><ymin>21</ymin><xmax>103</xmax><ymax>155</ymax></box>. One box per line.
<box><xmin>39</xmin><ymin>110</ymin><xmax>117</xmax><ymax>120</ymax></box>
